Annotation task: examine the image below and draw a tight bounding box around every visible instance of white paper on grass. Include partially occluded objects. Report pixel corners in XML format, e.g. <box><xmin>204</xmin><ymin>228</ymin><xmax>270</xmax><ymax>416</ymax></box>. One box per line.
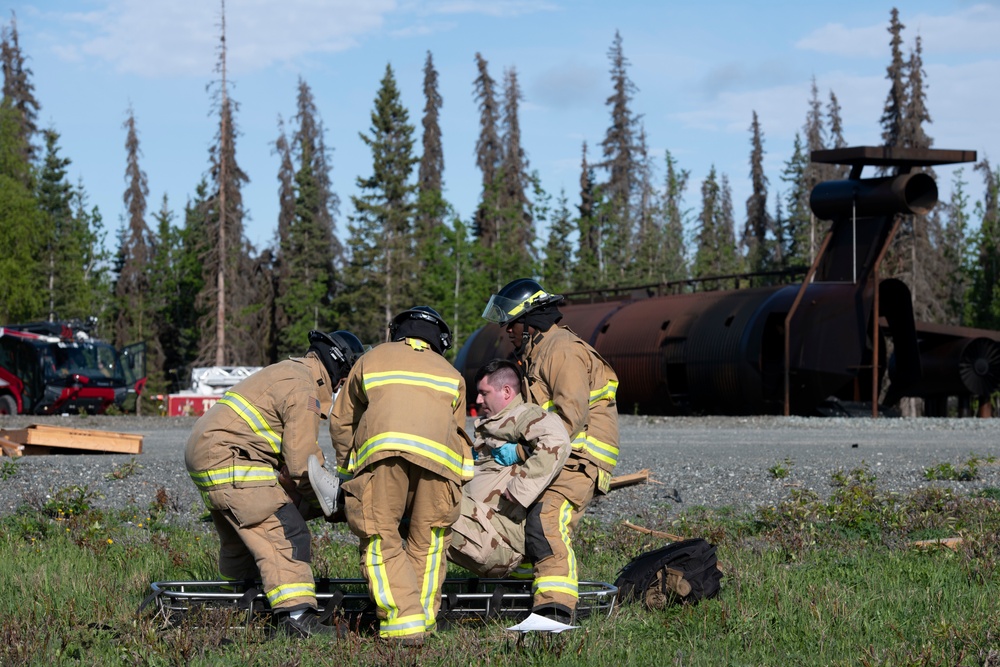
<box><xmin>505</xmin><ymin>612</ymin><xmax>579</xmax><ymax>633</ymax></box>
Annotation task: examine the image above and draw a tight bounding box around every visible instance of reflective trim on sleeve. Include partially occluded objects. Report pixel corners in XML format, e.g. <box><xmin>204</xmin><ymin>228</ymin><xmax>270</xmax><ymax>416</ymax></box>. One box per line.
<box><xmin>570</xmin><ymin>432</ymin><xmax>620</xmax><ymax>468</ymax></box>
<box><xmin>219</xmin><ymin>391</ymin><xmax>282</xmax><ymax>454</ymax></box>
<box><xmin>589</xmin><ymin>379</ymin><xmax>618</xmax><ymax>403</ymax></box>
<box><xmin>356</xmin><ymin>432</ymin><xmax>474</xmax><ymax>480</ymax></box>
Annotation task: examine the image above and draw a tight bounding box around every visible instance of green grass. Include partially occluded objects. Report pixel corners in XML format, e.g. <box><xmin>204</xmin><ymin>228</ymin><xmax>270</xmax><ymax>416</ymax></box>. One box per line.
<box><xmin>3</xmin><ymin>466</ymin><xmax>1000</xmax><ymax>666</ymax></box>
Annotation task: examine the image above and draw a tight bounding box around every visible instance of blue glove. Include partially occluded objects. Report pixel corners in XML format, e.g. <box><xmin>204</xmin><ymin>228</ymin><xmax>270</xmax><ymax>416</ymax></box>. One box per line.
<box><xmin>493</xmin><ymin>442</ymin><xmax>520</xmax><ymax>467</ymax></box>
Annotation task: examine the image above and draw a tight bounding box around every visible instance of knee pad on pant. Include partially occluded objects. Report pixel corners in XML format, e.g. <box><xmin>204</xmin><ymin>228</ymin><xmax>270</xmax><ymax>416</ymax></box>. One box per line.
<box><xmin>524</xmin><ymin>502</ymin><xmax>553</xmax><ymax>563</ymax></box>
<box><xmin>276</xmin><ymin>502</ymin><xmax>312</xmax><ymax>563</ymax></box>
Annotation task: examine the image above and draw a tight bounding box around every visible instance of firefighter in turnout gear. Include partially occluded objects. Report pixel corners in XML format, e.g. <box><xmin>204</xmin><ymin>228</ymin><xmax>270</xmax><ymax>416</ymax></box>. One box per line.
<box><xmin>185</xmin><ymin>330</ymin><xmax>365</xmax><ymax>638</ymax></box>
<box><xmin>329</xmin><ymin>306</ymin><xmax>473</xmax><ymax>645</ymax></box>
<box><xmin>482</xmin><ymin>278</ymin><xmax>620</xmax><ymax>622</ymax></box>
<box><xmin>448</xmin><ymin>359</ymin><xmax>571</xmax><ymax>578</ymax></box>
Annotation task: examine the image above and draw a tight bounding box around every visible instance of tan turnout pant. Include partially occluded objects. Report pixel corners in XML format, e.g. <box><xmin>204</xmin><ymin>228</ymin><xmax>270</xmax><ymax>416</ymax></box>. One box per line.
<box><xmin>343</xmin><ymin>458</ymin><xmax>461</xmax><ymax>640</ymax></box>
<box><xmin>525</xmin><ymin>459</ymin><xmax>598</xmax><ymax>617</ymax></box>
<box><xmin>211</xmin><ymin>496</ymin><xmax>317</xmax><ymax>611</ymax></box>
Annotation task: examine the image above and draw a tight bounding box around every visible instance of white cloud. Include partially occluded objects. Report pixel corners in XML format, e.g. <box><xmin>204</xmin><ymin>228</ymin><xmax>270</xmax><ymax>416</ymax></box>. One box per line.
<box><xmin>411</xmin><ymin>0</ymin><xmax>560</xmax><ymax>18</ymax></box>
<box><xmin>46</xmin><ymin>0</ymin><xmax>395</xmax><ymax>77</ymax></box>
<box><xmin>797</xmin><ymin>4</ymin><xmax>1000</xmax><ymax>58</ymax></box>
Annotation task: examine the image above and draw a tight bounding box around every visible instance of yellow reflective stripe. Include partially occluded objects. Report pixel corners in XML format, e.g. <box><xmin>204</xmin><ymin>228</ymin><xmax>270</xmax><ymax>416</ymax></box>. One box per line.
<box><xmin>336</xmin><ymin>451</ymin><xmax>357</xmax><ymax>478</ymax></box>
<box><xmin>541</xmin><ymin>399</ymin><xmax>555</xmax><ymax>411</ymax></box>
<box><xmin>589</xmin><ymin>379</ymin><xmax>618</xmax><ymax>403</ymax></box>
<box><xmin>507</xmin><ymin>289</ymin><xmax>547</xmax><ymax>318</ymax></box>
<box><xmin>420</xmin><ymin>527</ymin><xmax>446</xmax><ymax>629</ymax></box>
<box><xmin>533</xmin><ymin>500</ymin><xmax>578</xmax><ymax>598</ymax></box>
<box><xmin>533</xmin><ymin>576</ymin><xmax>579</xmax><ymax>598</ymax></box>
<box><xmin>511</xmin><ymin>563</ymin><xmax>534</xmax><ymax>579</ymax></box>
<box><xmin>267</xmin><ymin>581</ymin><xmax>315</xmax><ymax>606</ymax></box>
<box><xmin>357</xmin><ymin>432</ymin><xmax>474</xmax><ymax>480</ymax></box>
<box><xmin>560</xmin><ymin>500</ymin><xmax>578</xmax><ymax>582</ymax></box>
<box><xmin>219</xmin><ymin>391</ymin><xmax>281</xmax><ymax>454</ymax></box>
<box><xmin>571</xmin><ymin>432</ymin><xmax>620</xmax><ymax>467</ymax></box>
<box><xmin>189</xmin><ymin>465</ymin><xmax>278</xmax><ymax>489</ymax></box>
<box><xmin>363</xmin><ymin>370</ymin><xmax>460</xmax><ymax>399</ymax></box>
<box><xmin>365</xmin><ymin>536</ymin><xmax>399</xmax><ymax>623</ymax></box>
<box><xmin>380</xmin><ymin>614</ymin><xmax>427</xmax><ymax>637</ymax></box>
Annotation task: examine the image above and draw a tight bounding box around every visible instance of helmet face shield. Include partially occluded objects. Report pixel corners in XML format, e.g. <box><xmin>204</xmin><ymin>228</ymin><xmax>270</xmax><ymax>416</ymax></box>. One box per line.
<box><xmin>482</xmin><ymin>294</ymin><xmax>522</xmax><ymax>326</ymax></box>
<box><xmin>482</xmin><ymin>290</ymin><xmax>550</xmax><ymax>326</ymax></box>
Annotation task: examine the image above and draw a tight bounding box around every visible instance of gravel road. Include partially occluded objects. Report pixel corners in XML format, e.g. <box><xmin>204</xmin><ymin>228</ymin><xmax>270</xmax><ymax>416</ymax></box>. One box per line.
<box><xmin>2</xmin><ymin>414</ymin><xmax>999</xmax><ymax>526</ymax></box>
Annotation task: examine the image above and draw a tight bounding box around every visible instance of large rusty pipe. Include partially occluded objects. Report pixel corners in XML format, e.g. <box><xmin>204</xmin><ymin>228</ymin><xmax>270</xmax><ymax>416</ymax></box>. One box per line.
<box><xmin>810</xmin><ymin>173</ymin><xmax>938</xmax><ymax>220</ymax></box>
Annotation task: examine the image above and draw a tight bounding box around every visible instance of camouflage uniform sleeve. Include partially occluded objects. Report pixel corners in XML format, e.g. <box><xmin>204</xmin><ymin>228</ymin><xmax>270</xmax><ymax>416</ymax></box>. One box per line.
<box><xmin>328</xmin><ymin>361</ymin><xmax>366</xmax><ymax>478</ymax></box>
<box><xmin>502</xmin><ymin>406</ymin><xmax>572</xmax><ymax>508</ymax></box>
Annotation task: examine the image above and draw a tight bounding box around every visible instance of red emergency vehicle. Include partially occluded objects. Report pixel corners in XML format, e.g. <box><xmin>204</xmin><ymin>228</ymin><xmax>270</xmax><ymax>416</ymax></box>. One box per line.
<box><xmin>0</xmin><ymin>320</ymin><xmax>146</xmax><ymax>415</ymax></box>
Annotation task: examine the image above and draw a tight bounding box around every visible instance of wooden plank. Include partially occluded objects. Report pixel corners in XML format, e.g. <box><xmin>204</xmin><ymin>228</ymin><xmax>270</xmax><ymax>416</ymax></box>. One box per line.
<box><xmin>910</xmin><ymin>537</ymin><xmax>963</xmax><ymax>551</ymax></box>
<box><xmin>609</xmin><ymin>468</ymin><xmax>650</xmax><ymax>490</ymax></box>
<box><xmin>0</xmin><ymin>424</ymin><xmax>143</xmax><ymax>455</ymax></box>
<box><xmin>621</xmin><ymin>520</ymin><xmax>686</xmax><ymax>543</ymax></box>
<box><xmin>0</xmin><ymin>434</ymin><xmax>24</xmax><ymax>458</ymax></box>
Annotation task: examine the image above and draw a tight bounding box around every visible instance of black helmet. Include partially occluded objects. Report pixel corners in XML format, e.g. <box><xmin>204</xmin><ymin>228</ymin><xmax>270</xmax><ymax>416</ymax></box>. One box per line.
<box><xmin>308</xmin><ymin>330</ymin><xmax>366</xmax><ymax>383</ymax></box>
<box><xmin>482</xmin><ymin>278</ymin><xmax>564</xmax><ymax>326</ymax></box>
<box><xmin>389</xmin><ymin>306</ymin><xmax>452</xmax><ymax>353</ymax></box>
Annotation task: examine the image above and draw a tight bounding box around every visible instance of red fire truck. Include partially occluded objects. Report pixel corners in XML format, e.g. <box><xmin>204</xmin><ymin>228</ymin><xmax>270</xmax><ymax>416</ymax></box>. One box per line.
<box><xmin>0</xmin><ymin>320</ymin><xmax>146</xmax><ymax>415</ymax></box>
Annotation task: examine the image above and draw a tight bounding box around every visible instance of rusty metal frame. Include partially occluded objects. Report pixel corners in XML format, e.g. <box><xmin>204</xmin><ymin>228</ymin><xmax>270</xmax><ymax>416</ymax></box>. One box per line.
<box><xmin>783</xmin><ymin>229</ymin><xmax>834</xmax><ymax>416</ymax></box>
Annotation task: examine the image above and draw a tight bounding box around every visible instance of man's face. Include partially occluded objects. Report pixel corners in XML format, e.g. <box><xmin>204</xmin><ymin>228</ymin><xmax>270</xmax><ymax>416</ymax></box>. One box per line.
<box><xmin>476</xmin><ymin>376</ymin><xmax>513</xmax><ymax>417</ymax></box>
<box><xmin>506</xmin><ymin>320</ymin><xmax>525</xmax><ymax>351</ymax></box>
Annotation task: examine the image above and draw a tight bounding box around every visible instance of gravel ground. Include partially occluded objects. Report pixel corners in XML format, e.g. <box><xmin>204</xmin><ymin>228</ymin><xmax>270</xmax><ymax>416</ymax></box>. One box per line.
<box><xmin>2</xmin><ymin>413</ymin><xmax>999</xmax><ymax>527</ymax></box>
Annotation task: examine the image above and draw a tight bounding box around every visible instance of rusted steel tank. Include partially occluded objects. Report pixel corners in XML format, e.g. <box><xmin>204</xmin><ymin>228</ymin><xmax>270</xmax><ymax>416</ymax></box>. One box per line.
<box><xmin>456</xmin><ymin>147</ymin><xmax>997</xmax><ymax>416</ymax></box>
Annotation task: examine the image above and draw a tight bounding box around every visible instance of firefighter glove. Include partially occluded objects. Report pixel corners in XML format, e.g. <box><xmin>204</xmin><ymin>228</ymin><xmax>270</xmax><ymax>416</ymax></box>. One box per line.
<box><xmin>493</xmin><ymin>442</ymin><xmax>520</xmax><ymax>466</ymax></box>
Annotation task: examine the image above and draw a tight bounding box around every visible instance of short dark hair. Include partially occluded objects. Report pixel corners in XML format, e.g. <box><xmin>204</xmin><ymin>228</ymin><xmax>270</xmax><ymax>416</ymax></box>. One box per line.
<box><xmin>474</xmin><ymin>358</ymin><xmax>521</xmax><ymax>391</ymax></box>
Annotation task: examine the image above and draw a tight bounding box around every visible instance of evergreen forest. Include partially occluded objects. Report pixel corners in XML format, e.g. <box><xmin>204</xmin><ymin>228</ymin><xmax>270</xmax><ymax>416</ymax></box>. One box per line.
<box><xmin>0</xmin><ymin>7</ymin><xmax>997</xmax><ymax>408</ymax></box>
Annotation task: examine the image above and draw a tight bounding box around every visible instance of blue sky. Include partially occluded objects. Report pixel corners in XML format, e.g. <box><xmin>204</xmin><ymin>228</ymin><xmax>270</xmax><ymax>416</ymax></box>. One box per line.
<box><xmin>8</xmin><ymin>1</ymin><xmax>1000</xmax><ymax>251</ymax></box>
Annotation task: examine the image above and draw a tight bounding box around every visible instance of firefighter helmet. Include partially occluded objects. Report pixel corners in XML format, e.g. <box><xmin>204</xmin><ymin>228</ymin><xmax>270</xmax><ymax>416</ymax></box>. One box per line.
<box><xmin>482</xmin><ymin>278</ymin><xmax>564</xmax><ymax>326</ymax></box>
<box><xmin>388</xmin><ymin>306</ymin><xmax>453</xmax><ymax>353</ymax></box>
<box><xmin>308</xmin><ymin>330</ymin><xmax>366</xmax><ymax>382</ymax></box>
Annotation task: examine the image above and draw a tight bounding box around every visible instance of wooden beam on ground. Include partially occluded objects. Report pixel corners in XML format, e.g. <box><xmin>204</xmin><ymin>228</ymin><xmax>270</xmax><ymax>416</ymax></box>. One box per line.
<box><xmin>910</xmin><ymin>537</ymin><xmax>963</xmax><ymax>551</ymax></box>
<box><xmin>609</xmin><ymin>468</ymin><xmax>650</xmax><ymax>490</ymax></box>
<box><xmin>0</xmin><ymin>424</ymin><xmax>143</xmax><ymax>455</ymax></box>
<box><xmin>621</xmin><ymin>520</ymin><xmax>686</xmax><ymax>543</ymax></box>
<box><xmin>0</xmin><ymin>434</ymin><xmax>24</xmax><ymax>457</ymax></box>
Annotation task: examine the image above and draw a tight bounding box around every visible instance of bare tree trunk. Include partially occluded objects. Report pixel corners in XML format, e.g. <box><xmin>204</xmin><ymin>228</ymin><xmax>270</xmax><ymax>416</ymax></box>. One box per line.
<box><xmin>215</xmin><ymin>0</ymin><xmax>228</xmax><ymax>366</ymax></box>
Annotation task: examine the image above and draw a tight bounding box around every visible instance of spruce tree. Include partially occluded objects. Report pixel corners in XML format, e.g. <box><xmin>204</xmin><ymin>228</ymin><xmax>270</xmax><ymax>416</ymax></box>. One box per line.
<box><xmin>341</xmin><ymin>63</ymin><xmax>418</xmax><ymax>344</ymax></box>
<box><xmin>417</xmin><ymin>51</ymin><xmax>445</xmax><ymax>237</ymax></box>
<box><xmin>779</xmin><ymin>134</ymin><xmax>812</xmax><ymax>268</ymax></box>
<box><xmin>114</xmin><ymin>108</ymin><xmax>156</xmax><ymax>347</ymax></box>
<box><xmin>802</xmin><ymin>77</ymin><xmax>828</xmax><ymax>196</ymax></box>
<box><xmin>660</xmin><ymin>150</ymin><xmax>689</xmax><ymax>285</ymax></box>
<box><xmin>0</xmin><ymin>13</ymin><xmax>38</xmax><ymax>166</ymax></box>
<box><xmin>826</xmin><ymin>91</ymin><xmax>849</xmax><ymax>179</ymax></box>
<box><xmin>496</xmin><ymin>66</ymin><xmax>534</xmax><ymax>273</ymax></box>
<box><xmin>941</xmin><ymin>169</ymin><xmax>972</xmax><ymax>326</ymax></box>
<box><xmin>692</xmin><ymin>166</ymin><xmax>721</xmax><ymax>281</ymax></box>
<box><xmin>273</xmin><ymin>78</ymin><xmax>339</xmax><ymax>359</ymax></box>
<box><xmin>630</xmin><ymin>124</ymin><xmax>660</xmax><ymax>285</ymax></box>
<box><xmin>541</xmin><ymin>191</ymin><xmax>575</xmax><ymax>295</ymax></box>
<box><xmin>472</xmin><ymin>53</ymin><xmax>502</xmax><ymax>246</ymax></box>
<box><xmin>744</xmin><ymin>111</ymin><xmax>771</xmax><ymax>276</ymax></box>
<box><xmin>0</xmin><ymin>102</ymin><xmax>42</xmax><ymax>321</ymax></box>
<box><xmin>198</xmin><ymin>1</ymin><xmax>252</xmax><ymax>365</ymax></box>
<box><xmin>600</xmin><ymin>30</ymin><xmax>641</xmax><ymax>285</ymax></box>
<box><xmin>573</xmin><ymin>141</ymin><xmax>601</xmax><ymax>290</ymax></box>
<box><xmin>880</xmin><ymin>8</ymin><xmax>907</xmax><ymax>150</ymax></box>
<box><xmin>966</xmin><ymin>160</ymin><xmax>1000</xmax><ymax>330</ymax></box>
<box><xmin>271</xmin><ymin>118</ymin><xmax>295</xmax><ymax>359</ymax></box>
